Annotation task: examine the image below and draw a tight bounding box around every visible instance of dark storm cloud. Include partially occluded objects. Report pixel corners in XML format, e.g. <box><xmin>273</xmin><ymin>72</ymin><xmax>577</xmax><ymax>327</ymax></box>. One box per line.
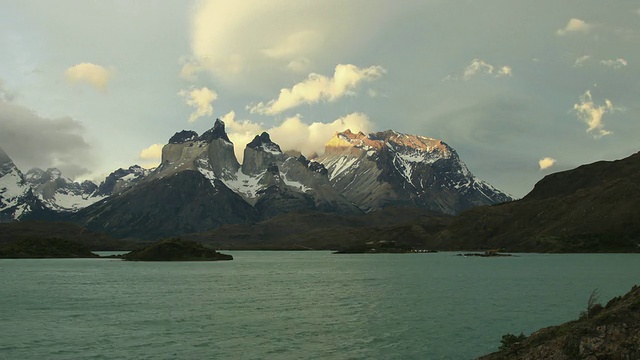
<box><xmin>0</xmin><ymin>85</ymin><xmax>95</xmax><ymax>177</ymax></box>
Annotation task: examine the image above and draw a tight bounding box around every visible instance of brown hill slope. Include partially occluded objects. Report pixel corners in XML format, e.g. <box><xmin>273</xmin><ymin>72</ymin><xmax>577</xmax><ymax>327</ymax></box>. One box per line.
<box><xmin>182</xmin><ymin>207</ymin><xmax>452</xmax><ymax>250</ymax></box>
<box><xmin>424</xmin><ymin>151</ymin><xmax>640</xmax><ymax>252</ymax></box>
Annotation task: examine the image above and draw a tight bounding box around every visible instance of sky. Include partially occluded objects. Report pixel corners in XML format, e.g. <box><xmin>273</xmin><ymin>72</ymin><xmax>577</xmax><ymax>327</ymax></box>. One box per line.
<box><xmin>0</xmin><ymin>0</ymin><xmax>639</xmax><ymax>198</ymax></box>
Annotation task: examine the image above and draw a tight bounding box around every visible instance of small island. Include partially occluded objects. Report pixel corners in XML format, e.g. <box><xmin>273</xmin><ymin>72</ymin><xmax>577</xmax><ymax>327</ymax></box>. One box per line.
<box><xmin>0</xmin><ymin>237</ymin><xmax>99</xmax><ymax>258</ymax></box>
<box><xmin>121</xmin><ymin>238</ymin><xmax>233</xmax><ymax>261</ymax></box>
<box><xmin>333</xmin><ymin>240</ymin><xmax>436</xmax><ymax>254</ymax></box>
<box><xmin>457</xmin><ymin>249</ymin><xmax>513</xmax><ymax>257</ymax></box>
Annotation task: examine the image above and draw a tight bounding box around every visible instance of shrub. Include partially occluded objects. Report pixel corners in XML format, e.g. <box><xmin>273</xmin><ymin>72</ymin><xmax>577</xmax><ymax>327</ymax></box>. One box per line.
<box><xmin>499</xmin><ymin>332</ymin><xmax>527</xmax><ymax>351</ymax></box>
<box><xmin>580</xmin><ymin>289</ymin><xmax>602</xmax><ymax>319</ymax></box>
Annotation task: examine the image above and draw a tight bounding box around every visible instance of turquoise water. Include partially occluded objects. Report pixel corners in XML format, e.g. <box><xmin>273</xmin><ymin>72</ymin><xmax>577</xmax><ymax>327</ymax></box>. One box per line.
<box><xmin>1</xmin><ymin>251</ymin><xmax>639</xmax><ymax>359</ymax></box>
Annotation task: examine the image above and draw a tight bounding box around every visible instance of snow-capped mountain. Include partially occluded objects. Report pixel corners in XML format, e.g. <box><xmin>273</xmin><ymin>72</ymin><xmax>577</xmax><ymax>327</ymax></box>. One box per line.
<box><xmin>317</xmin><ymin>129</ymin><xmax>512</xmax><ymax>214</ymax></box>
<box><xmin>150</xmin><ymin>120</ymin><xmax>360</xmax><ymax>215</ymax></box>
<box><xmin>96</xmin><ymin>165</ymin><xmax>151</xmax><ymax>196</ymax></box>
<box><xmin>10</xmin><ymin>118</ymin><xmax>512</xmax><ymax>238</ymax></box>
<box><xmin>25</xmin><ymin>168</ymin><xmax>105</xmax><ymax>212</ymax></box>
<box><xmin>0</xmin><ymin>147</ymin><xmax>41</xmax><ymax>220</ymax></box>
<box><xmin>71</xmin><ymin>120</ymin><xmax>362</xmax><ymax>239</ymax></box>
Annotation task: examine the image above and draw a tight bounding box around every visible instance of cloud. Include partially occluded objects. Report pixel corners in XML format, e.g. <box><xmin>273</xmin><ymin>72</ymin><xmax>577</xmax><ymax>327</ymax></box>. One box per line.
<box><xmin>286</xmin><ymin>57</ymin><xmax>312</xmax><ymax>74</ymax></box>
<box><xmin>556</xmin><ymin>18</ymin><xmax>593</xmax><ymax>36</ymax></box>
<box><xmin>572</xmin><ymin>90</ymin><xmax>621</xmax><ymax>137</ymax></box>
<box><xmin>261</xmin><ymin>30</ymin><xmax>323</xmax><ymax>60</ymax></box>
<box><xmin>221</xmin><ymin>111</ymin><xmax>373</xmax><ymax>163</ymax></box>
<box><xmin>600</xmin><ymin>58</ymin><xmax>628</xmax><ymax>69</ymax></box>
<box><xmin>0</xmin><ymin>80</ymin><xmax>16</xmax><ymax>102</ymax></box>
<box><xmin>497</xmin><ymin>66</ymin><xmax>512</xmax><ymax>77</ymax></box>
<box><xmin>139</xmin><ymin>144</ymin><xmax>163</xmax><ymax>161</ymax></box>
<box><xmin>445</xmin><ymin>59</ymin><xmax>513</xmax><ymax>81</ymax></box>
<box><xmin>65</xmin><ymin>63</ymin><xmax>112</xmax><ymax>91</ymax></box>
<box><xmin>180</xmin><ymin>0</ymin><xmax>402</xmax><ymax>86</ymax></box>
<box><xmin>573</xmin><ymin>55</ymin><xmax>591</xmax><ymax>67</ymax></box>
<box><xmin>179</xmin><ymin>86</ymin><xmax>218</xmax><ymax>123</ymax></box>
<box><xmin>138</xmin><ymin>143</ymin><xmax>163</xmax><ymax>168</ymax></box>
<box><xmin>538</xmin><ymin>157</ymin><xmax>556</xmax><ymax>170</ymax></box>
<box><xmin>0</xmin><ymin>84</ymin><xmax>94</xmax><ymax>178</ymax></box>
<box><xmin>248</xmin><ymin>64</ymin><xmax>386</xmax><ymax>115</ymax></box>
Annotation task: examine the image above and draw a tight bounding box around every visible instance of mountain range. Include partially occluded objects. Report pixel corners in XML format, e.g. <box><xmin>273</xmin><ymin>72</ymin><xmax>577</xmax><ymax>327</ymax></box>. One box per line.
<box><xmin>0</xmin><ymin>119</ymin><xmax>511</xmax><ymax>239</ymax></box>
<box><xmin>1</xmin><ymin>123</ymin><xmax>638</xmax><ymax>252</ymax></box>
<box><xmin>185</xmin><ymin>150</ymin><xmax>640</xmax><ymax>253</ymax></box>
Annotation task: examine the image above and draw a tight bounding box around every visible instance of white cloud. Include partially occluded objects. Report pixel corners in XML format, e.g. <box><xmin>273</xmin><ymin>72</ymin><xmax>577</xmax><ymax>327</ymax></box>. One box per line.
<box><xmin>180</xmin><ymin>0</ymin><xmax>402</xmax><ymax>85</ymax></box>
<box><xmin>572</xmin><ymin>90</ymin><xmax>621</xmax><ymax>138</ymax></box>
<box><xmin>139</xmin><ymin>144</ymin><xmax>163</xmax><ymax>161</ymax></box>
<box><xmin>463</xmin><ymin>59</ymin><xmax>494</xmax><ymax>79</ymax></box>
<box><xmin>179</xmin><ymin>86</ymin><xmax>218</xmax><ymax>123</ymax></box>
<box><xmin>556</xmin><ymin>18</ymin><xmax>593</xmax><ymax>36</ymax></box>
<box><xmin>445</xmin><ymin>59</ymin><xmax>512</xmax><ymax>81</ymax></box>
<box><xmin>600</xmin><ymin>58</ymin><xmax>628</xmax><ymax>69</ymax></box>
<box><xmin>65</xmin><ymin>63</ymin><xmax>112</xmax><ymax>91</ymax></box>
<box><xmin>538</xmin><ymin>157</ymin><xmax>556</xmax><ymax>170</ymax></box>
<box><xmin>573</xmin><ymin>55</ymin><xmax>591</xmax><ymax>67</ymax></box>
<box><xmin>270</xmin><ymin>112</ymin><xmax>373</xmax><ymax>156</ymax></box>
<box><xmin>249</xmin><ymin>64</ymin><xmax>386</xmax><ymax>115</ymax></box>
<box><xmin>497</xmin><ymin>66</ymin><xmax>512</xmax><ymax>77</ymax></box>
<box><xmin>261</xmin><ymin>30</ymin><xmax>323</xmax><ymax>60</ymax></box>
<box><xmin>139</xmin><ymin>143</ymin><xmax>163</xmax><ymax>168</ymax></box>
<box><xmin>221</xmin><ymin>111</ymin><xmax>373</xmax><ymax>163</ymax></box>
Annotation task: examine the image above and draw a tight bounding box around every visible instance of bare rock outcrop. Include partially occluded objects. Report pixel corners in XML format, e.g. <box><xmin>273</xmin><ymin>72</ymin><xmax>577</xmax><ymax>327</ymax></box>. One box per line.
<box><xmin>479</xmin><ymin>286</ymin><xmax>640</xmax><ymax>360</ymax></box>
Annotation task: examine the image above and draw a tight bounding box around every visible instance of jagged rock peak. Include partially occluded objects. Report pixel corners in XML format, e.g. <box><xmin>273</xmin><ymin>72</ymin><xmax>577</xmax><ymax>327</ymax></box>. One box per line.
<box><xmin>25</xmin><ymin>167</ymin><xmax>64</xmax><ymax>185</ymax></box>
<box><xmin>198</xmin><ymin>119</ymin><xmax>231</xmax><ymax>143</ymax></box>
<box><xmin>25</xmin><ymin>168</ymin><xmax>45</xmax><ymax>180</ymax></box>
<box><xmin>326</xmin><ymin>128</ymin><xmax>452</xmax><ymax>157</ymax></box>
<box><xmin>169</xmin><ymin>130</ymin><xmax>199</xmax><ymax>144</ymax></box>
<box><xmin>266</xmin><ymin>162</ymin><xmax>279</xmax><ymax>174</ymax></box>
<box><xmin>296</xmin><ymin>155</ymin><xmax>328</xmax><ymax>175</ymax></box>
<box><xmin>0</xmin><ymin>146</ymin><xmax>13</xmax><ymax>167</ymax></box>
<box><xmin>247</xmin><ymin>132</ymin><xmax>282</xmax><ymax>154</ymax></box>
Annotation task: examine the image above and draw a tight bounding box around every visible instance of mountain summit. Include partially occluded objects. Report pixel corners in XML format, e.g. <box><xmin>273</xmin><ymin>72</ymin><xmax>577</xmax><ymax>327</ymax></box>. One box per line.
<box><xmin>317</xmin><ymin>129</ymin><xmax>512</xmax><ymax>214</ymax></box>
<box><xmin>0</xmin><ymin>147</ymin><xmax>44</xmax><ymax>221</ymax></box>
<box><xmin>15</xmin><ymin>119</ymin><xmax>512</xmax><ymax>239</ymax></box>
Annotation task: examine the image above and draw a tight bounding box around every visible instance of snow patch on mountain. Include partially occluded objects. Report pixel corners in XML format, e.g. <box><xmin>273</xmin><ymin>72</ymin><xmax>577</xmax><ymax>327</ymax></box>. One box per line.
<box><xmin>325</xmin><ymin>156</ymin><xmax>360</xmax><ymax>181</ymax></box>
<box><xmin>221</xmin><ymin>169</ymin><xmax>266</xmax><ymax>200</ymax></box>
<box><xmin>43</xmin><ymin>191</ymin><xmax>106</xmax><ymax>212</ymax></box>
<box><xmin>281</xmin><ymin>172</ymin><xmax>311</xmax><ymax>192</ymax></box>
<box><xmin>0</xmin><ymin>169</ymin><xmax>29</xmax><ymax>204</ymax></box>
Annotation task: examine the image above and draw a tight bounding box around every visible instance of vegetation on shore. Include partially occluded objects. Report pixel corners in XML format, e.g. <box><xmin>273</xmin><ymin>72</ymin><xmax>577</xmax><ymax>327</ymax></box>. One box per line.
<box><xmin>480</xmin><ymin>285</ymin><xmax>640</xmax><ymax>359</ymax></box>
<box><xmin>0</xmin><ymin>237</ymin><xmax>98</xmax><ymax>258</ymax></box>
<box><xmin>121</xmin><ymin>238</ymin><xmax>233</xmax><ymax>261</ymax></box>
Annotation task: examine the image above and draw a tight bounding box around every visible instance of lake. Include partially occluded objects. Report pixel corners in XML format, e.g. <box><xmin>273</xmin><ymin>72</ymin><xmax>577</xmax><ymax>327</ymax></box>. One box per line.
<box><xmin>1</xmin><ymin>251</ymin><xmax>638</xmax><ymax>359</ymax></box>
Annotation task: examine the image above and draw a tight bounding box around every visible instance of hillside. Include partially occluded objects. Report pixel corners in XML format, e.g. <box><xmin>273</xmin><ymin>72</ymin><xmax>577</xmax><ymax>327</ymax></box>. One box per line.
<box><xmin>182</xmin><ymin>207</ymin><xmax>452</xmax><ymax>250</ymax></box>
<box><xmin>424</xmin><ymin>151</ymin><xmax>640</xmax><ymax>252</ymax></box>
<box><xmin>0</xmin><ymin>237</ymin><xmax>99</xmax><ymax>258</ymax></box>
<box><xmin>0</xmin><ymin>221</ymin><xmax>138</xmax><ymax>250</ymax></box>
<box><xmin>174</xmin><ymin>151</ymin><xmax>640</xmax><ymax>252</ymax></box>
<box><xmin>480</xmin><ymin>285</ymin><xmax>640</xmax><ymax>359</ymax></box>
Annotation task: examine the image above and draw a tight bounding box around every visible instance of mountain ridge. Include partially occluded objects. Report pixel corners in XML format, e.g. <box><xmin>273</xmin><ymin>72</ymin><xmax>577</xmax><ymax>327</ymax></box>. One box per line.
<box><xmin>3</xmin><ymin>119</ymin><xmax>512</xmax><ymax>240</ymax></box>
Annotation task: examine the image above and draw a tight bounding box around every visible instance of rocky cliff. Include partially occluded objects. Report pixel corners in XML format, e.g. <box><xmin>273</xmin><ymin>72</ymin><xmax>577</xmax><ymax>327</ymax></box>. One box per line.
<box><xmin>24</xmin><ymin>167</ymin><xmax>105</xmax><ymax>212</ymax></box>
<box><xmin>96</xmin><ymin>165</ymin><xmax>150</xmax><ymax>196</ymax></box>
<box><xmin>479</xmin><ymin>285</ymin><xmax>640</xmax><ymax>359</ymax></box>
<box><xmin>317</xmin><ymin>129</ymin><xmax>512</xmax><ymax>214</ymax></box>
<box><xmin>0</xmin><ymin>146</ymin><xmax>44</xmax><ymax>221</ymax></box>
<box><xmin>73</xmin><ymin>170</ymin><xmax>257</xmax><ymax>240</ymax></box>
